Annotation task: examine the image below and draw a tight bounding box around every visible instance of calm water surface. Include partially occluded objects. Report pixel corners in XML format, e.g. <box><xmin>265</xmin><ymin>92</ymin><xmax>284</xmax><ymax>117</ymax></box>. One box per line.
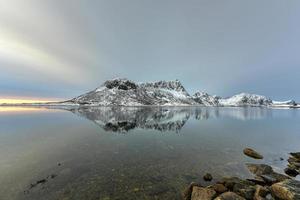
<box><xmin>0</xmin><ymin>106</ymin><xmax>299</xmax><ymax>200</ymax></box>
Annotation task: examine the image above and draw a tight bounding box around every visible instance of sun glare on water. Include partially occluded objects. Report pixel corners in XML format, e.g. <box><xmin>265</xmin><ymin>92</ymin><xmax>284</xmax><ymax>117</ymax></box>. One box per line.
<box><xmin>0</xmin><ymin>107</ymin><xmax>48</xmax><ymax>112</ymax></box>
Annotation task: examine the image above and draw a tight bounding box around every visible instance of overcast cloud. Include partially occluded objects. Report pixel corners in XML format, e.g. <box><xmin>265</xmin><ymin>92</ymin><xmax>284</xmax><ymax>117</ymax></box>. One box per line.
<box><xmin>0</xmin><ymin>0</ymin><xmax>299</xmax><ymax>101</ymax></box>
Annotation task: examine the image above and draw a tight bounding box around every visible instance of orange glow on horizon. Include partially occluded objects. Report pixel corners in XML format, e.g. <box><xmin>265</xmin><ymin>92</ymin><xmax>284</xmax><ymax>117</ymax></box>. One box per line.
<box><xmin>0</xmin><ymin>97</ymin><xmax>62</xmax><ymax>104</ymax></box>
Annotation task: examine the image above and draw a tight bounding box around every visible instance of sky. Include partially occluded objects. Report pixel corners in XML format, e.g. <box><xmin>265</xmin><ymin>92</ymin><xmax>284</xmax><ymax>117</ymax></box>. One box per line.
<box><xmin>0</xmin><ymin>0</ymin><xmax>300</xmax><ymax>102</ymax></box>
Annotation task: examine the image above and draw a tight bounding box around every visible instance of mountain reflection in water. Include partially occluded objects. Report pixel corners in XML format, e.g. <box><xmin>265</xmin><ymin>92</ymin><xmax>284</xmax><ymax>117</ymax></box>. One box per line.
<box><xmin>68</xmin><ymin>106</ymin><xmax>273</xmax><ymax>133</ymax></box>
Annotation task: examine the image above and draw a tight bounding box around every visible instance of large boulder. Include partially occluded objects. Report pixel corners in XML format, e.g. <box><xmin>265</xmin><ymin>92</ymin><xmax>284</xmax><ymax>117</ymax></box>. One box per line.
<box><xmin>254</xmin><ymin>185</ymin><xmax>269</xmax><ymax>200</ymax></box>
<box><xmin>208</xmin><ymin>184</ymin><xmax>228</xmax><ymax>194</ymax></box>
<box><xmin>214</xmin><ymin>192</ymin><xmax>246</xmax><ymax>200</ymax></box>
<box><xmin>271</xmin><ymin>179</ymin><xmax>300</xmax><ymax>200</ymax></box>
<box><xmin>246</xmin><ymin>164</ymin><xmax>273</xmax><ymax>176</ymax></box>
<box><xmin>218</xmin><ymin>177</ymin><xmax>255</xmax><ymax>191</ymax></box>
<box><xmin>183</xmin><ymin>182</ymin><xmax>202</xmax><ymax>200</ymax></box>
<box><xmin>284</xmin><ymin>167</ymin><xmax>299</xmax><ymax>177</ymax></box>
<box><xmin>260</xmin><ymin>173</ymin><xmax>290</xmax><ymax>184</ymax></box>
<box><xmin>246</xmin><ymin>163</ymin><xmax>290</xmax><ymax>185</ymax></box>
<box><xmin>233</xmin><ymin>183</ymin><xmax>256</xmax><ymax>200</ymax></box>
<box><xmin>286</xmin><ymin>152</ymin><xmax>300</xmax><ymax>177</ymax></box>
<box><xmin>290</xmin><ymin>152</ymin><xmax>300</xmax><ymax>160</ymax></box>
<box><xmin>191</xmin><ymin>186</ymin><xmax>216</xmax><ymax>200</ymax></box>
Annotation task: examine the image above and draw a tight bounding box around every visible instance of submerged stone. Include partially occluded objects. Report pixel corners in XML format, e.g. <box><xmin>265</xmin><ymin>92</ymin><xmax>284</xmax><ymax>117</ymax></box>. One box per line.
<box><xmin>203</xmin><ymin>173</ymin><xmax>213</xmax><ymax>181</ymax></box>
<box><xmin>243</xmin><ymin>148</ymin><xmax>263</xmax><ymax>159</ymax></box>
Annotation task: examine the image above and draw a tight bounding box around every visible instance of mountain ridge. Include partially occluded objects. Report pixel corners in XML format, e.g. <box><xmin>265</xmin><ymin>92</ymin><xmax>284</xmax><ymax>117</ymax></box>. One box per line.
<box><xmin>66</xmin><ymin>78</ymin><xmax>298</xmax><ymax>108</ymax></box>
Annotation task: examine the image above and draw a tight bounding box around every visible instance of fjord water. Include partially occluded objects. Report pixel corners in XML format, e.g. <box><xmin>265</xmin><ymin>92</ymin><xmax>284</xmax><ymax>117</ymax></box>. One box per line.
<box><xmin>0</xmin><ymin>107</ymin><xmax>299</xmax><ymax>200</ymax></box>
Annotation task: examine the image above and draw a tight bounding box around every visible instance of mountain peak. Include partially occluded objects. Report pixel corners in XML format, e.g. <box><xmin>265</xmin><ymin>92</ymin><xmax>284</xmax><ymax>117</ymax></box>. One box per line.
<box><xmin>140</xmin><ymin>79</ymin><xmax>188</xmax><ymax>94</ymax></box>
<box><xmin>192</xmin><ymin>91</ymin><xmax>220</xmax><ymax>106</ymax></box>
<box><xmin>97</xmin><ymin>78</ymin><xmax>138</xmax><ymax>91</ymax></box>
<box><xmin>220</xmin><ymin>93</ymin><xmax>272</xmax><ymax>106</ymax></box>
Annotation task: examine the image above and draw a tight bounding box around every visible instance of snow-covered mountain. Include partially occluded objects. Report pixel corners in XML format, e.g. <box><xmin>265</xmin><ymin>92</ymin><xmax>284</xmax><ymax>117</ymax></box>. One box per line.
<box><xmin>62</xmin><ymin>78</ymin><xmax>298</xmax><ymax>108</ymax></box>
<box><xmin>219</xmin><ymin>93</ymin><xmax>273</xmax><ymax>107</ymax></box>
<box><xmin>192</xmin><ymin>92</ymin><xmax>220</xmax><ymax>106</ymax></box>
<box><xmin>272</xmin><ymin>100</ymin><xmax>297</xmax><ymax>106</ymax></box>
<box><xmin>68</xmin><ymin>78</ymin><xmax>196</xmax><ymax>106</ymax></box>
<box><xmin>192</xmin><ymin>92</ymin><xmax>296</xmax><ymax>107</ymax></box>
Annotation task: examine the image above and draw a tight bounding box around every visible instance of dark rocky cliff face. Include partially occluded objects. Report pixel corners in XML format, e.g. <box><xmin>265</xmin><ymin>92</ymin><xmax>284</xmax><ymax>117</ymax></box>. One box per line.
<box><xmin>104</xmin><ymin>79</ymin><xmax>137</xmax><ymax>90</ymax></box>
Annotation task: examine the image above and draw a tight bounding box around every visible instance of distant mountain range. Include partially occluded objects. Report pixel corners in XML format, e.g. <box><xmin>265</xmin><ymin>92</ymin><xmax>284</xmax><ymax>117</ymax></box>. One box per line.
<box><xmin>62</xmin><ymin>78</ymin><xmax>298</xmax><ymax>108</ymax></box>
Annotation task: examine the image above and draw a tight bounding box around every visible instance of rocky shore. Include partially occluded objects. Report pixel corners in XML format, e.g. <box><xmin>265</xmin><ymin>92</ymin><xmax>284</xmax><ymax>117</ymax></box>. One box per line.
<box><xmin>183</xmin><ymin>149</ymin><xmax>300</xmax><ymax>200</ymax></box>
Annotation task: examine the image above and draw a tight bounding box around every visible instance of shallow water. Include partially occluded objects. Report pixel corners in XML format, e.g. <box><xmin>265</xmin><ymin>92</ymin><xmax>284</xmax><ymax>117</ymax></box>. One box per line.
<box><xmin>0</xmin><ymin>106</ymin><xmax>299</xmax><ymax>200</ymax></box>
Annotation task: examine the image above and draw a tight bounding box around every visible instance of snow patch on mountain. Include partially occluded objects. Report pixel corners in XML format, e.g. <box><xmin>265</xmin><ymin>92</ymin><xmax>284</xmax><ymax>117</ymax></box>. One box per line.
<box><xmin>272</xmin><ymin>100</ymin><xmax>297</xmax><ymax>105</ymax></box>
